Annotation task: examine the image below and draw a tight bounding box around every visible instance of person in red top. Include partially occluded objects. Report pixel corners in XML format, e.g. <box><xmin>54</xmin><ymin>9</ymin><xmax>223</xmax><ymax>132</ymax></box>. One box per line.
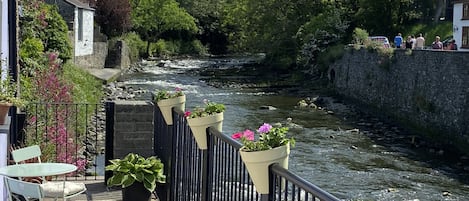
<box><xmin>447</xmin><ymin>39</ymin><xmax>458</xmax><ymax>50</ymax></box>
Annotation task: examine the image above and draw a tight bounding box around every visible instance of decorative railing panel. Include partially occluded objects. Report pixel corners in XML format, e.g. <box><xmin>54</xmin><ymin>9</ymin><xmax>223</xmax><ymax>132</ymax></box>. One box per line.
<box><xmin>154</xmin><ymin>107</ymin><xmax>341</xmax><ymax>201</ymax></box>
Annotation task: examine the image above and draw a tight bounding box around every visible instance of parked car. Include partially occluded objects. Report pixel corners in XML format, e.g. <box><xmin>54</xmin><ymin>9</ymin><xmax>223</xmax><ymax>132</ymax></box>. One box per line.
<box><xmin>368</xmin><ymin>36</ymin><xmax>391</xmax><ymax>48</ymax></box>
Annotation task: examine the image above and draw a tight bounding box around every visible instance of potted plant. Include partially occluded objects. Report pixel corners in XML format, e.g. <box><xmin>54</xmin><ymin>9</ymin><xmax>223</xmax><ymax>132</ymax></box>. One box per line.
<box><xmin>153</xmin><ymin>87</ymin><xmax>185</xmax><ymax>125</ymax></box>
<box><xmin>184</xmin><ymin>99</ymin><xmax>225</xmax><ymax>150</ymax></box>
<box><xmin>0</xmin><ymin>70</ymin><xmax>25</xmax><ymax>125</ymax></box>
<box><xmin>231</xmin><ymin>123</ymin><xmax>295</xmax><ymax>194</ymax></box>
<box><xmin>105</xmin><ymin>153</ymin><xmax>166</xmax><ymax>201</ymax></box>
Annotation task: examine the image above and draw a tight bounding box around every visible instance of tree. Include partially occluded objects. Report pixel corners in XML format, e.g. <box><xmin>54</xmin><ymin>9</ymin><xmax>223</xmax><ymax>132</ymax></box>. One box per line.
<box><xmin>223</xmin><ymin>0</ymin><xmax>329</xmax><ymax>70</ymax></box>
<box><xmin>130</xmin><ymin>0</ymin><xmax>198</xmax><ymax>56</ymax></box>
<box><xmin>95</xmin><ymin>0</ymin><xmax>132</xmax><ymax>37</ymax></box>
<box><xmin>177</xmin><ymin>0</ymin><xmax>229</xmax><ymax>54</ymax></box>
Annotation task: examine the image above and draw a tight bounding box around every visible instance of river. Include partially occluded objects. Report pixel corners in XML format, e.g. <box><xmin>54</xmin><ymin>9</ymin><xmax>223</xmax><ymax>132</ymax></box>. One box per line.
<box><xmin>119</xmin><ymin>57</ymin><xmax>469</xmax><ymax>201</ymax></box>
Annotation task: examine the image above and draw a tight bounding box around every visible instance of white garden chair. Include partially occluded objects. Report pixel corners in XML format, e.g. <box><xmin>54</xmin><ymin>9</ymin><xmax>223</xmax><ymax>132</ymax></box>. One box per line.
<box><xmin>9</xmin><ymin>145</ymin><xmax>87</xmax><ymax>200</ymax></box>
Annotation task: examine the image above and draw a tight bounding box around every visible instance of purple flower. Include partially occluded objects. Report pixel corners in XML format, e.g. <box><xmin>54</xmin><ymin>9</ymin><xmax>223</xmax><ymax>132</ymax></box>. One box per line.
<box><xmin>257</xmin><ymin>123</ymin><xmax>272</xmax><ymax>133</ymax></box>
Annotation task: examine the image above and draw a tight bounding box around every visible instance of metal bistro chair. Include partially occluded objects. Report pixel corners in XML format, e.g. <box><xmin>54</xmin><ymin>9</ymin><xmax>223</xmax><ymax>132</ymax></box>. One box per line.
<box><xmin>10</xmin><ymin>145</ymin><xmax>87</xmax><ymax>200</ymax></box>
<box><xmin>10</xmin><ymin>145</ymin><xmax>45</xmax><ymax>182</ymax></box>
<box><xmin>4</xmin><ymin>176</ymin><xmax>45</xmax><ymax>201</ymax></box>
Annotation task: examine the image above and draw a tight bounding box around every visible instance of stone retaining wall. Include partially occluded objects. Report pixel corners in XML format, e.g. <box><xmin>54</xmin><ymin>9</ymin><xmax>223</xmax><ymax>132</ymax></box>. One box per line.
<box><xmin>329</xmin><ymin>48</ymin><xmax>469</xmax><ymax>153</ymax></box>
<box><xmin>112</xmin><ymin>101</ymin><xmax>154</xmax><ymax>159</ymax></box>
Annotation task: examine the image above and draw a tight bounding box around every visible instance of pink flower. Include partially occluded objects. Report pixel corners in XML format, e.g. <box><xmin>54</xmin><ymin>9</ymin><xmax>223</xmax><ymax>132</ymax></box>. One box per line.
<box><xmin>242</xmin><ymin>130</ymin><xmax>254</xmax><ymax>141</ymax></box>
<box><xmin>184</xmin><ymin>111</ymin><xmax>191</xmax><ymax>117</ymax></box>
<box><xmin>231</xmin><ymin>132</ymin><xmax>243</xmax><ymax>139</ymax></box>
<box><xmin>231</xmin><ymin>129</ymin><xmax>255</xmax><ymax>141</ymax></box>
<box><xmin>175</xmin><ymin>87</ymin><xmax>182</xmax><ymax>92</ymax></box>
<box><xmin>257</xmin><ymin>123</ymin><xmax>272</xmax><ymax>133</ymax></box>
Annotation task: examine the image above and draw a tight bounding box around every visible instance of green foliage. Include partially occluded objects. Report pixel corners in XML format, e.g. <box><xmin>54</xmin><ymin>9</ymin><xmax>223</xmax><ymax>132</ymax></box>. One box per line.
<box><xmin>185</xmin><ymin>100</ymin><xmax>225</xmax><ymax>118</ymax></box>
<box><xmin>106</xmin><ymin>153</ymin><xmax>166</xmax><ymax>192</ymax></box>
<box><xmin>19</xmin><ymin>38</ymin><xmax>44</xmax><ymax>59</ymax></box>
<box><xmin>42</xmin><ymin>4</ymin><xmax>72</xmax><ymax>62</ymax></box>
<box><xmin>150</xmin><ymin>39</ymin><xmax>208</xmax><ymax>57</ymax></box>
<box><xmin>115</xmin><ymin>32</ymin><xmax>146</xmax><ymax>63</ymax></box>
<box><xmin>354</xmin><ymin>0</ymin><xmax>433</xmax><ymax>36</ymax></box>
<box><xmin>130</xmin><ymin>0</ymin><xmax>198</xmax><ymax>55</ymax></box>
<box><xmin>19</xmin><ymin>38</ymin><xmax>46</xmax><ymax>76</ymax></box>
<box><xmin>62</xmin><ymin>62</ymin><xmax>104</xmax><ymax>104</ymax></box>
<box><xmin>19</xmin><ymin>1</ymin><xmax>72</xmax><ymax>62</ymax></box>
<box><xmin>0</xmin><ymin>75</ymin><xmax>26</xmax><ymax>107</ymax></box>
<box><xmin>352</xmin><ymin>28</ymin><xmax>369</xmax><ymax>46</ymax></box>
<box><xmin>153</xmin><ymin>87</ymin><xmax>184</xmax><ymax>102</ymax></box>
<box><xmin>232</xmin><ymin>123</ymin><xmax>295</xmax><ymax>152</ymax></box>
<box><xmin>317</xmin><ymin>44</ymin><xmax>345</xmax><ymax>73</ymax></box>
<box><xmin>296</xmin><ymin>6</ymin><xmax>349</xmax><ymax>71</ymax></box>
<box><xmin>403</xmin><ymin>22</ymin><xmax>452</xmax><ymax>46</ymax></box>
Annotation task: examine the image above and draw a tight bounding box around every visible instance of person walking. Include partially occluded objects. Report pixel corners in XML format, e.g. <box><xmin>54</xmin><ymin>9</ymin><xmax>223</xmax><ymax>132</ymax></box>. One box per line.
<box><xmin>394</xmin><ymin>33</ymin><xmax>403</xmax><ymax>48</ymax></box>
<box><xmin>415</xmin><ymin>33</ymin><xmax>425</xmax><ymax>50</ymax></box>
<box><xmin>431</xmin><ymin>36</ymin><xmax>443</xmax><ymax>50</ymax></box>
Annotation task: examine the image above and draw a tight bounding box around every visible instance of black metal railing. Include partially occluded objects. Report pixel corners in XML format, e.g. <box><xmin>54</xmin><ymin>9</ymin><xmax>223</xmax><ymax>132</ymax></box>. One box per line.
<box><xmin>154</xmin><ymin>107</ymin><xmax>342</xmax><ymax>201</ymax></box>
<box><xmin>13</xmin><ymin>102</ymin><xmax>106</xmax><ymax>180</ymax></box>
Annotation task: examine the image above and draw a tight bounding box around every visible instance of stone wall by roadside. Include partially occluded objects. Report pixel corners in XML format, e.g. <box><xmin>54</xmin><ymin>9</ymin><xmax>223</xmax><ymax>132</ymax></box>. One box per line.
<box><xmin>329</xmin><ymin>48</ymin><xmax>469</xmax><ymax>154</ymax></box>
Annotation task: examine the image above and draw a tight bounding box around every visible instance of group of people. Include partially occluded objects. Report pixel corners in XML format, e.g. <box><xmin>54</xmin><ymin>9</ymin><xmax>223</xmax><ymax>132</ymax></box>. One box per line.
<box><xmin>393</xmin><ymin>33</ymin><xmax>457</xmax><ymax>50</ymax></box>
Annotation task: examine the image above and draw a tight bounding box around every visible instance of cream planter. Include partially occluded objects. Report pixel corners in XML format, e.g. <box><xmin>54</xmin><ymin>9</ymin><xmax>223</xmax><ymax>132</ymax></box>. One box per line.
<box><xmin>157</xmin><ymin>95</ymin><xmax>186</xmax><ymax>125</ymax></box>
<box><xmin>187</xmin><ymin>112</ymin><xmax>223</xmax><ymax>150</ymax></box>
<box><xmin>239</xmin><ymin>143</ymin><xmax>290</xmax><ymax>194</ymax></box>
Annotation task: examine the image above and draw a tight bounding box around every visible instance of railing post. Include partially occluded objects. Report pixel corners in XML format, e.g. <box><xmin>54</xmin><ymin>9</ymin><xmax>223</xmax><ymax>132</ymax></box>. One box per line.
<box><xmin>154</xmin><ymin>105</ymin><xmax>174</xmax><ymax>201</ymax></box>
<box><xmin>201</xmin><ymin>149</ymin><xmax>209</xmax><ymax>201</ymax></box>
<box><xmin>201</xmin><ymin>129</ymin><xmax>214</xmax><ymax>201</ymax></box>
<box><xmin>104</xmin><ymin>101</ymin><xmax>114</xmax><ymax>182</ymax></box>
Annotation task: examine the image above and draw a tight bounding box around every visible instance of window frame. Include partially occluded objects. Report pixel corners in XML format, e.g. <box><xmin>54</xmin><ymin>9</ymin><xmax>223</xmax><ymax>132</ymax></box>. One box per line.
<box><xmin>77</xmin><ymin>8</ymin><xmax>83</xmax><ymax>41</ymax></box>
<box><xmin>462</xmin><ymin>26</ymin><xmax>469</xmax><ymax>49</ymax></box>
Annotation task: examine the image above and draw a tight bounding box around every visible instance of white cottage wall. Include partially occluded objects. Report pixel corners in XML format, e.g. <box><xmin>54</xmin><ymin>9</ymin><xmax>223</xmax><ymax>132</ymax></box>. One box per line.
<box><xmin>453</xmin><ymin>3</ymin><xmax>469</xmax><ymax>51</ymax></box>
<box><xmin>74</xmin><ymin>8</ymin><xmax>94</xmax><ymax>56</ymax></box>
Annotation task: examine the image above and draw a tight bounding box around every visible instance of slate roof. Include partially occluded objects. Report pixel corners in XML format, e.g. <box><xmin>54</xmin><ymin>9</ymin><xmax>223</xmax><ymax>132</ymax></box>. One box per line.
<box><xmin>64</xmin><ymin>0</ymin><xmax>94</xmax><ymax>10</ymax></box>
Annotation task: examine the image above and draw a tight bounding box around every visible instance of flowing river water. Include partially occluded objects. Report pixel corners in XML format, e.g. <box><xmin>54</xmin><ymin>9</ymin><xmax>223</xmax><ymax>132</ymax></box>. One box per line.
<box><xmin>119</xmin><ymin>57</ymin><xmax>469</xmax><ymax>201</ymax></box>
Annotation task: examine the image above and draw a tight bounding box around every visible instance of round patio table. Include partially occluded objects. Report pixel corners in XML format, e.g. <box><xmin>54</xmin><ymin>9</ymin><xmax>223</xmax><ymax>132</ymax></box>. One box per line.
<box><xmin>0</xmin><ymin>163</ymin><xmax>77</xmax><ymax>177</ymax></box>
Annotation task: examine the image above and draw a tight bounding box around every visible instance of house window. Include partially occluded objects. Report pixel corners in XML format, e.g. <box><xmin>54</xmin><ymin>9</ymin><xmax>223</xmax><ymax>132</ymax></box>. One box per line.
<box><xmin>463</xmin><ymin>26</ymin><xmax>469</xmax><ymax>48</ymax></box>
<box><xmin>78</xmin><ymin>9</ymin><xmax>83</xmax><ymax>41</ymax></box>
<box><xmin>464</xmin><ymin>3</ymin><xmax>469</xmax><ymax>20</ymax></box>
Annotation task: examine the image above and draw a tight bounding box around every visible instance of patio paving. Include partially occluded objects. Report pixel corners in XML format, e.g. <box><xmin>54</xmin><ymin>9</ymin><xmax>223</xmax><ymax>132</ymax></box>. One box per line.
<box><xmin>43</xmin><ymin>178</ymin><xmax>158</xmax><ymax>201</ymax></box>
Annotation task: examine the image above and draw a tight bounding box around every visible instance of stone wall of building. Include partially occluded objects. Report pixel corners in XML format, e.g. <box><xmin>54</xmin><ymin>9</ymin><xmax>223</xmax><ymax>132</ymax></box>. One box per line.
<box><xmin>329</xmin><ymin>48</ymin><xmax>469</xmax><ymax>153</ymax></box>
<box><xmin>74</xmin><ymin>42</ymin><xmax>108</xmax><ymax>69</ymax></box>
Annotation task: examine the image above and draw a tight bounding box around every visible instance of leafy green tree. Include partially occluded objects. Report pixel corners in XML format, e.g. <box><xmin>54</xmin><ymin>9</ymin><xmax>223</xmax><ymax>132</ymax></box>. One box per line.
<box><xmin>177</xmin><ymin>0</ymin><xmax>229</xmax><ymax>54</ymax></box>
<box><xmin>296</xmin><ymin>6</ymin><xmax>349</xmax><ymax>74</ymax></box>
<box><xmin>354</xmin><ymin>0</ymin><xmax>441</xmax><ymax>36</ymax></box>
<box><xmin>130</xmin><ymin>0</ymin><xmax>198</xmax><ymax>56</ymax></box>
<box><xmin>223</xmin><ymin>0</ymin><xmax>337</xmax><ymax>70</ymax></box>
<box><xmin>42</xmin><ymin>4</ymin><xmax>72</xmax><ymax>61</ymax></box>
